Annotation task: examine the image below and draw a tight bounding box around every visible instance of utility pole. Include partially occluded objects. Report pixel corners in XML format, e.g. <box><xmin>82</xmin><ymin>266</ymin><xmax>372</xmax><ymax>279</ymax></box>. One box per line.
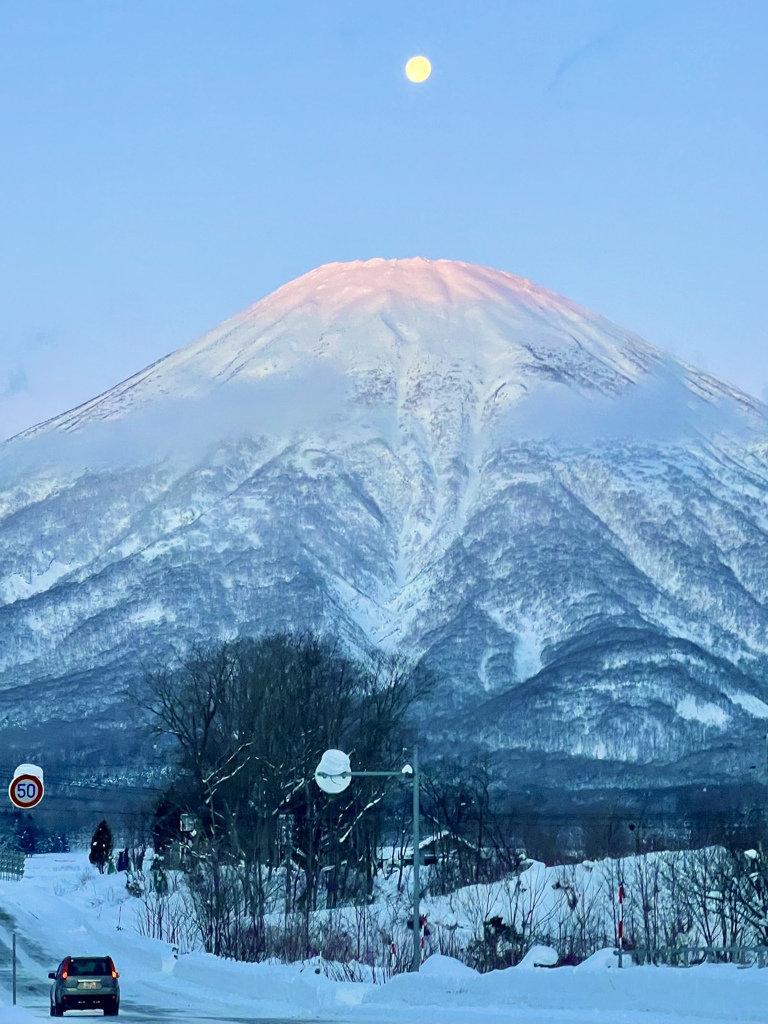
<box><xmin>12</xmin><ymin>931</ymin><xmax>16</xmax><ymax>1005</ymax></box>
<box><xmin>411</xmin><ymin>744</ymin><xmax>421</xmax><ymax>973</ymax></box>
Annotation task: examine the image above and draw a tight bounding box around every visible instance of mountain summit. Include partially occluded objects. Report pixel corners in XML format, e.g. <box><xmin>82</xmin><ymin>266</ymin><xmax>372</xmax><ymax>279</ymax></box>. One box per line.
<box><xmin>24</xmin><ymin>257</ymin><xmax>742</xmax><ymax>440</ymax></box>
<box><xmin>2</xmin><ymin>259</ymin><xmax>768</xmax><ymax>793</ymax></box>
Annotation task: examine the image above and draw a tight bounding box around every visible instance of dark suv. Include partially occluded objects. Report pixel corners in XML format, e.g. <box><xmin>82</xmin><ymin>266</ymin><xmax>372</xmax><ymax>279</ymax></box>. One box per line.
<box><xmin>49</xmin><ymin>955</ymin><xmax>120</xmax><ymax>1016</ymax></box>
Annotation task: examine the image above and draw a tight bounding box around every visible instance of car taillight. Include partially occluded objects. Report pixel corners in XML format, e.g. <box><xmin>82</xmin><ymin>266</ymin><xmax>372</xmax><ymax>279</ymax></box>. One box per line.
<box><xmin>61</xmin><ymin>970</ymin><xmax>68</xmax><ymax>979</ymax></box>
<box><xmin>111</xmin><ymin>969</ymin><xmax>117</xmax><ymax>978</ymax></box>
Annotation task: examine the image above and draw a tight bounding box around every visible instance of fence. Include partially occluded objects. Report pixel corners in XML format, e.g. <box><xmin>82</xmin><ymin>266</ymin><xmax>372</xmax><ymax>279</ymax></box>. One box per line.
<box><xmin>0</xmin><ymin>851</ymin><xmax>25</xmax><ymax>881</ymax></box>
<box><xmin>629</xmin><ymin>945</ymin><xmax>768</xmax><ymax>968</ymax></box>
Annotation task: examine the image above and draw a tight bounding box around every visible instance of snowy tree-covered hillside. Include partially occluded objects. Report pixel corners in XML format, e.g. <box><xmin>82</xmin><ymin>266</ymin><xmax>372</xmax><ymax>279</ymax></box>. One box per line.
<box><xmin>1</xmin><ymin>258</ymin><xmax>768</xmax><ymax>787</ymax></box>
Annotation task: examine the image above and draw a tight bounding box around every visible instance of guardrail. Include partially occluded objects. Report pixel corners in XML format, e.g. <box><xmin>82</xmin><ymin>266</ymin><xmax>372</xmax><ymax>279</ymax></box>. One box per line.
<box><xmin>627</xmin><ymin>945</ymin><xmax>768</xmax><ymax>968</ymax></box>
<box><xmin>0</xmin><ymin>852</ymin><xmax>24</xmax><ymax>881</ymax></box>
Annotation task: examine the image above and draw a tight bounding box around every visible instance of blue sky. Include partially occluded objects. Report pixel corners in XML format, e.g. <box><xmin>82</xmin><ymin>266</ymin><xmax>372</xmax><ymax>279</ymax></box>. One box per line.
<box><xmin>1</xmin><ymin>0</ymin><xmax>766</xmax><ymax>441</ymax></box>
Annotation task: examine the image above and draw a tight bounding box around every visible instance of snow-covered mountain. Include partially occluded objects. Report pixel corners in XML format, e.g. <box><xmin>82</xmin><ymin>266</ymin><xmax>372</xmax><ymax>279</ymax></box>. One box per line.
<box><xmin>2</xmin><ymin>258</ymin><xmax>768</xmax><ymax>789</ymax></box>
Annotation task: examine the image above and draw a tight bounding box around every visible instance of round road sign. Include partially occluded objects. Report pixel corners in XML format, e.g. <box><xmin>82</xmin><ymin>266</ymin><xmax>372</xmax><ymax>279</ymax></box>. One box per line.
<box><xmin>9</xmin><ymin>773</ymin><xmax>44</xmax><ymax>809</ymax></box>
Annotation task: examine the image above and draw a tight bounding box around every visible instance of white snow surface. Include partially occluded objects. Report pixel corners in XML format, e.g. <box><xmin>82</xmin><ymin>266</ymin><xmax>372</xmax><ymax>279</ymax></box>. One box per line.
<box><xmin>728</xmin><ymin>690</ymin><xmax>768</xmax><ymax>719</ymax></box>
<box><xmin>0</xmin><ymin>852</ymin><xmax>767</xmax><ymax>1023</ymax></box>
<box><xmin>675</xmin><ymin>696</ymin><xmax>730</xmax><ymax>729</ymax></box>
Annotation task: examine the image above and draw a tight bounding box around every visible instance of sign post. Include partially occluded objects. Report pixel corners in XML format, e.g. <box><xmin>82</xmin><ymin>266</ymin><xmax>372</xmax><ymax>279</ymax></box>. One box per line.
<box><xmin>618</xmin><ymin>881</ymin><xmax>625</xmax><ymax>968</ymax></box>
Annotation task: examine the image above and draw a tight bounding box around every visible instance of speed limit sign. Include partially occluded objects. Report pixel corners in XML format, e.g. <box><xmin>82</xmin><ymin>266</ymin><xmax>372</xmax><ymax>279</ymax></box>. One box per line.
<box><xmin>9</xmin><ymin>766</ymin><xmax>44</xmax><ymax>809</ymax></box>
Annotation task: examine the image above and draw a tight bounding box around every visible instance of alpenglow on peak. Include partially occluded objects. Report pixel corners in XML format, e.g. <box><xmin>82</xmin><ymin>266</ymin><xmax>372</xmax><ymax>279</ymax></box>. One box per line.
<box><xmin>18</xmin><ymin>258</ymin><xmax>754</xmax><ymax>442</ymax></box>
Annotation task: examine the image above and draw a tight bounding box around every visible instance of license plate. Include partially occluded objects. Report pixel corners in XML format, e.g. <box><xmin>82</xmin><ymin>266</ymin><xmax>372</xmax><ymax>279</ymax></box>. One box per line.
<box><xmin>78</xmin><ymin>981</ymin><xmax>98</xmax><ymax>989</ymax></box>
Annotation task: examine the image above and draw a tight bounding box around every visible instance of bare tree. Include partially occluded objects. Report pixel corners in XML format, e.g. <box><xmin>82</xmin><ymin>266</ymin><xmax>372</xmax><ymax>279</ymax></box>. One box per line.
<box><xmin>130</xmin><ymin>633</ymin><xmax>430</xmax><ymax>956</ymax></box>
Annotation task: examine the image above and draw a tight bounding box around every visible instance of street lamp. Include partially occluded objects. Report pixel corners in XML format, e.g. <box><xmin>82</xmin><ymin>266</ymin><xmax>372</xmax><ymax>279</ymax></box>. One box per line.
<box><xmin>315</xmin><ymin>746</ymin><xmax>422</xmax><ymax>972</ymax></box>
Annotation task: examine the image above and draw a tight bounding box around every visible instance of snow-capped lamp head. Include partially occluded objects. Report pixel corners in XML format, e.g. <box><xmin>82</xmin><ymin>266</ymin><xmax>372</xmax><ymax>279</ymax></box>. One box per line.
<box><xmin>314</xmin><ymin>749</ymin><xmax>352</xmax><ymax>794</ymax></box>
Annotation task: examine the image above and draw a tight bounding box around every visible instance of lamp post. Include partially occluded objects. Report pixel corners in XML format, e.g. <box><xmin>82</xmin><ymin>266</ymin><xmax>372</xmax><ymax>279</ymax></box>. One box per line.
<box><xmin>315</xmin><ymin>746</ymin><xmax>422</xmax><ymax>972</ymax></box>
<box><xmin>747</xmin><ymin>732</ymin><xmax>768</xmax><ymax>853</ymax></box>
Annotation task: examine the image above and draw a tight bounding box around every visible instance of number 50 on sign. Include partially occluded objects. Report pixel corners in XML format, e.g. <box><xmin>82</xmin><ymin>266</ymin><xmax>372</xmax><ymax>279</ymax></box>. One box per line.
<box><xmin>8</xmin><ymin>763</ymin><xmax>44</xmax><ymax>809</ymax></box>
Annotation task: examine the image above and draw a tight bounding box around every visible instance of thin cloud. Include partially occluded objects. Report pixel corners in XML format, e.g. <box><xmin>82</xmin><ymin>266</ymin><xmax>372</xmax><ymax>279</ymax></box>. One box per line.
<box><xmin>3</xmin><ymin>368</ymin><xmax>29</xmax><ymax>398</ymax></box>
<box><xmin>492</xmin><ymin>364</ymin><xmax>762</xmax><ymax>447</ymax></box>
<box><xmin>0</xmin><ymin>365</ymin><xmax>355</xmax><ymax>482</ymax></box>
<box><xmin>548</xmin><ymin>25</ymin><xmax>626</xmax><ymax>93</ymax></box>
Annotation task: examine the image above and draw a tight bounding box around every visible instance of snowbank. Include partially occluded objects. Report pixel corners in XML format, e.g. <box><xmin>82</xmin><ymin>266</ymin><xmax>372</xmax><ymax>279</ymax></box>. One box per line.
<box><xmin>1</xmin><ymin>852</ymin><xmax>767</xmax><ymax>1023</ymax></box>
<box><xmin>577</xmin><ymin>947</ymin><xmax>625</xmax><ymax>970</ymax></box>
<box><xmin>518</xmin><ymin>944</ymin><xmax>559</xmax><ymax>968</ymax></box>
<box><xmin>0</xmin><ymin>999</ymin><xmax>37</xmax><ymax>1022</ymax></box>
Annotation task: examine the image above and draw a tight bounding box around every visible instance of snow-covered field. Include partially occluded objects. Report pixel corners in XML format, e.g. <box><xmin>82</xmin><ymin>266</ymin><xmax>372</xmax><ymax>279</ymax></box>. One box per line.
<box><xmin>0</xmin><ymin>851</ymin><xmax>766</xmax><ymax>1023</ymax></box>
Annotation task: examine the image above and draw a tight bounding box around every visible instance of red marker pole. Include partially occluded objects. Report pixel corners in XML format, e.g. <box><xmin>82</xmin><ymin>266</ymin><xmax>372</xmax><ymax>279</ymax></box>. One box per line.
<box><xmin>618</xmin><ymin>882</ymin><xmax>625</xmax><ymax>968</ymax></box>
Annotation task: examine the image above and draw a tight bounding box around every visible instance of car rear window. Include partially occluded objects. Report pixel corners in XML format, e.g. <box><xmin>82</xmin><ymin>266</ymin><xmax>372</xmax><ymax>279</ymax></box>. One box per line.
<box><xmin>68</xmin><ymin>958</ymin><xmax>112</xmax><ymax>976</ymax></box>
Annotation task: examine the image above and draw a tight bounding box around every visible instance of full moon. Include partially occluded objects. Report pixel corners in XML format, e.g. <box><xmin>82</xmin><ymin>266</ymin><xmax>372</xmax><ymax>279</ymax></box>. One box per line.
<box><xmin>405</xmin><ymin>55</ymin><xmax>431</xmax><ymax>83</ymax></box>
